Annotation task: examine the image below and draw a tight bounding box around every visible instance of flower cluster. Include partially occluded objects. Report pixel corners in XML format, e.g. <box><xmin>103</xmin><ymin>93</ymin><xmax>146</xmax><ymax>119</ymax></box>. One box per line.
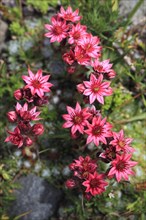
<box><xmin>5</xmin><ymin>69</ymin><xmax>53</xmax><ymax>148</ymax></box>
<box><xmin>45</xmin><ymin>6</ymin><xmax>137</xmax><ymax>200</ymax></box>
<box><xmin>65</xmin><ymin>156</ymin><xmax>108</xmax><ymax>199</ymax></box>
<box><xmin>44</xmin><ymin>6</ymin><xmax>115</xmax><ymax>105</ymax></box>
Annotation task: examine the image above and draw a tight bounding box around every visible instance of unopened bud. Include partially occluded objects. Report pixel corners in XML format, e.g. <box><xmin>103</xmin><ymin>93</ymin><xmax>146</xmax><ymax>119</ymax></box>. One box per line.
<box><xmin>107</xmin><ymin>69</ymin><xmax>116</xmax><ymax>79</ymax></box>
<box><xmin>24</xmin><ymin>137</ymin><xmax>33</xmax><ymax>146</ymax></box>
<box><xmin>31</xmin><ymin>123</ymin><xmax>44</xmax><ymax>136</ymax></box>
<box><xmin>77</xmin><ymin>83</ymin><xmax>85</xmax><ymax>93</ymax></box>
<box><xmin>14</xmin><ymin>89</ymin><xmax>23</xmax><ymax>100</ymax></box>
<box><xmin>67</xmin><ymin>66</ymin><xmax>76</xmax><ymax>74</ymax></box>
<box><xmin>65</xmin><ymin>179</ymin><xmax>76</xmax><ymax>189</ymax></box>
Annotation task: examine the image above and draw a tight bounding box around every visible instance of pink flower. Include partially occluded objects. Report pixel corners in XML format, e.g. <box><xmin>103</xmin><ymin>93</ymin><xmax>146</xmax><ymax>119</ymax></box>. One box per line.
<box><xmin>91</xmin><ymin>59</ymin><xmax>112</xmax><ymax>73</ymax></box>
<box><xmin>5</xmin><ymin>127</ymin><xmax>24</xmax><ymax>148</ymax></box>
<box><xmin>108</xmin><ymin>154</ymin><xmax>138</xmax><ymax>182</ymax></box>
<box><xmin>15</xmin><ymin>102</ymin><xmax>41</xmax><ymax>121</ymax></box>
<box><xmin>85</xmin><ymin>116</ymin><xmax>112</xmax><ymax>146</ymax></box>
<box><xmin>74</xmin><ymin>45</ymin><xmax>90</xmax><ymax>65</ymax></box>
<box><xmin>68</xmin><ymin>23</ymin><xmax>87</xmax><ymax>44</ymax></box>
<box><xmin>77</xmin><ymin>33</ymin><xmax>101</xmax><ymax>58</ymax></box>
<box><xmin>62</xmin><ymin>102</ymin><xmax>91</xmax><ymax>135</ymax></box>
<box><xmin>82</xmin><ymin>171</ymin><xmax>108</xmax><ymax>196</ymax></box>
<box><xmin>22</xmin><ymin>69</ymin><xmax>53</xmax><ymax>98</ymax></box>
<box><xmin>110</xmin><ymin>130</ymin><xmax>135</xmax><ymax>153</ymax></box>
<box><xmin>44</xmin><ymin>16</ymin><xmax>69</xmax><ymax>43</ymax></box>
<box><xmin>83</xmin><ymin>74</ymin><xmax>113</xmax><ymax>104</ymax></box>
<box><xmin>58</xmin><ymin>6</ymin><xmax>81</xmax><ymax>22</ymax></box>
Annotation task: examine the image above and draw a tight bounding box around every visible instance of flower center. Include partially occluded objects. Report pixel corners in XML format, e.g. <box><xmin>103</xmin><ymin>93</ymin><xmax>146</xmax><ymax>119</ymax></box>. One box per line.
<box><xmin>116</xmin><ymin>161</ymin><xmax>127</xmax><ymax>171</ymax></box>
<box><xmin>82</xmin><ymin>171</ymin><xmax>89</xmax><ymax>179</ymax></box>
<box><xmin>90</xmin><ymin>179</ymin><xmax>99</xmax><ymax>188</ymax></box>
<box><xmin>54</xmin><ymin>25</ymin><xmax>63</xmax><ymax>35</ymax></box>
<box><xmin>74</xmin><ymin>32</ymin><xmax>80</xmax><ymax>39</ymax></box>
<box><xmin>86</xmin><ymin>43</ymin><xmax>91</xmax><ymax>50</ymax></box>
<box><xmin>82</xmin><ymin>161</ymin><xmax>88</xmax><ymax>170</ymax></box>
<box><xmin>64</xmin><ymin>14</ymin><xmax>73</xmax><ymax>21</ymax></box>
<box><xmin>32</xmin><ymin>80</ymin><xmax>41</xmax><ymax>89</ymax></box>
<box><xmin>92</xmin><ymin>86</ymin><xmax>99</xmax><ymax>93</ymax></box>
<box><xmin>73</xmin><ymin>115</ymin><xmax>82</xmax><ymax>124</ymax></box>
<box><xmin>118</xmin><ymin>141</ymin><xmax>125</xmax><ymax>148</ymax></box>
<box><xmin>95</xmin><ymin>65</ymin><xmax>103</xmax><ymax>72</ymax></box>
<box><xmin>92</xmin><ymin>126</ymin><xmax>102</xmax><ymax>135</ymax></box>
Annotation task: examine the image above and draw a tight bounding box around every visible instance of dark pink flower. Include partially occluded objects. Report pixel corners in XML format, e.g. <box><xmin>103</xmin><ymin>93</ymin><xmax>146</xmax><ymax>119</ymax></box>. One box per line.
<box><xmin>7</xmin><ymin>111</ymin><xmax>17</xmax><ymax>122</ymax></box>
<box><xmin>82</xmin><ymin>171</ymin><xmax>108</xmax><ymax>196</ymax></box>
<box><xmin>86</xmin><ymin>105</ymin><xmax>101</xmax><ymax>121</ymax></box>
<box><xmin>110</xmin><ymin>130</ymin><xmax>135</xmax><ymax>153</ymax></box>
<box><xmin>69</xmin><ymin>156</ymin><xmax>97</xmax><ymax>180</ymax></box>
<box><xmin>62</xmin><ymin>102</ymin><xmax>91</xmax><ymax>135</ymax></box>
<box><xmin>99</xmin><ymin>145</ymin><xmax>117</xmax><ymax>161</ymax></box>
<box><xmin>73</xmin><ymin>156</ymin><xmax>97</xmax><ymax>172</ymax></box>
<box><xmin>22</xmin><ymin>69</ymin><xmax>53</xmax><ymax>98</ymax></box>
<box><xmin>85</xmin><ymin>116</ymin><xmax>112</xmax><ymax>146</ymax></box>
<box><xmin>68</xmin><ymin>23</ymin><xmax>87</xmax><ymax>44</ymax></box>
<box><xmin>77</xmin><ymin>33</ymin><xmax>101</xmax><ymax>58</ymax></box>
<box><xmin>15</xmin><ymin>102</ymin><xmax>41</xmax><ymax>121</ymax></box>
<box><xmin>58</xmin><ymin>6</ymin><xmax>81</xmax><ymax>22</ymax></box>
<box><xmin>5</xmin><ymin>127</ymin><xmax>24</xmax><ymax>148</ymax></box>
<box><xmin>74</xmin><ymin>45</ymin><xmax>90</xmax><ymax>65</ymax></box>
<box><xmin>31</xmin><ymin>123</ymin><xmax>44</xmax><ymax>136</ymax></box>
<box><xmin>108</xmin><ymin>154</ymin><xmax>138</xmax><ymax>182</ymax></box>
<box><xmin>62</xmin><ymin>50</ymin><xmax>75</xmax><ymax>65</ymax></box>
<box><xmin>44</xmin><ymin>16</ymin><xmax>69</xmax><ymax>43</ymax></box>
<box><xmin>23</xmin><ymin>88</ymin><xmax>34</xmax><ymax>102</ymax></box>
<box><xmin>83</xmin><ymin>74</ymin><xmax>113</xmax><ymax>104</ymax></box>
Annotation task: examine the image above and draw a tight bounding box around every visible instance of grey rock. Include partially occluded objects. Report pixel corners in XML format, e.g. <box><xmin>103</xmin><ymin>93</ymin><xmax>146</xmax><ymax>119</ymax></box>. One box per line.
<box><xmin>47</xmin><ymin>59</ymin><xmax>65</xmax><ymax>78</ymax></box>
<box><xmin>8</xmin><ymin>174</ymin><xmax>63</xmax><ymax>220</ymax></box>
<box><xmin>0</xmin><ymin>20</ymin><xmax>8</xmax><ymax>52</ymax></box>
<box><xmin>119</xmin><ymin>0</ymin><xmax>146</xmax><ymax>25</ymax></box>
<box><xmin>1</xmin><ymin>0</ymin><xmax>16</xmax><ymax>7</ymax></box>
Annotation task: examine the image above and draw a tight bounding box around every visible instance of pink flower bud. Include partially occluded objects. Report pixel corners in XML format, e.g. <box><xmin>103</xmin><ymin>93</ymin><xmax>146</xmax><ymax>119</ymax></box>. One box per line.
<box><xmin>69</xmin><ymin>163</ymin><xmax>76</xmax><ymax>171</ymax></box>
<box><xmin>7</xmin><ymin>111</ymin><xmax>17</xmax><ymax>122</ymax></box>
<box><xmin>67</xmin><ymin>66</ymin><xmax>76</xmax><ymax>74</ymax></box>
<box><xmin>107</xmin><ymin>69</ymin><xmax>116</xmax><ymax>79</ymax></box>
<box><xmin>84</xmin><ymin>193</ymin><xmax>92</xmax><ymax>200</ymax></box>
<box><xmin>24</xmin><ymin>137</ymin><xmax>33</xmax><ymax>146</ymax></box>
<box><xmin>77</xmin><ymin>83</ymin><xmax>85</xmax><ymax>93</ymax></box>
<box><xmin>14</xmin><ymin>89</ymin><xmax>23</xmax><ymax>100</ymax></box>
<box><xmin>31</xmin><ymin>123</ymin><xmax>44</xmax><ymax>136</ymax></box>
<box><xmin>65</xmin><ymin>179</ymin><xmax>76</xmax><ymax>189</ymax></box>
